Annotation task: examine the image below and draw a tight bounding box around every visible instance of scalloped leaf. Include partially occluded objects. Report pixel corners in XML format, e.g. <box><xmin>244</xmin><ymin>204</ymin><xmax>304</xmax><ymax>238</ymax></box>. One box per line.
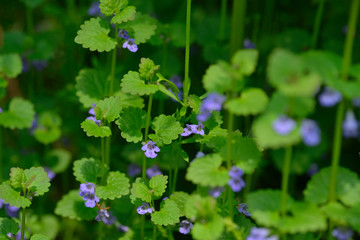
<box><xmin>0</xmin><ymin>217</ymin><xmax>19</xmax><ymax>235</ymax></box>
<box><xmin>121</xmin><ymin>71</ymin><xmax>159</xmax><ymax>95</ymax></box>
<box><xmin>340</xmin><ymin>182</ymin><xmax>360</xmax><ymax>207</ymax></box>
<box><xmin>99</xmin><ymin>0</ymin><xmax>128</xmax><ymax>16</ymax></box>
<box><xmin>27</xmin><ymin>214</ymin><xmax>59</xmax><ymax>239</ymax></box>
<box><xmin>148</xmin><ymin>114</ymin><xmax>183</xmax><ymax>146</ymax></box>
<box><xmin>185</xmin><ymin>195</ymin><xmax>218</xmax><ymax>220</ymax></box>
<box><xmin>75</xmin><ymin>17</ymin><xmax>117</xmax><ymax>52</ymax></box>
<box><xmin>115</xmin><ymin>107</ymin><xmax>146</xmax><ymax>143</ymax></box>
<box><xmin>231</xmin><ymin>49</ymin><xmax>259</xmax><ymax>76</ymax></box>
<box><xmin>196</xmin><ymin>126</ymin><xmax>227</xmax><ymax>151</ymax></box>
<box><xmin>225</xmin><ymin>88</ymin><xmax>268</xmax><ymax>116</ymax></box>
<box><xmin>119</xmin><ymin>13</ymin><xmax>157</xmax><ymax>44</ymax></box>
<box><xmin>96</xmin><ymin>171</ymin><xmax>130</xmax><ymax>200</ymax></box>
<box><xmin>169</xmin><ymin>191</ymin><xmax>190</xmax><ymax>217</ymax></box>
<box><xmin>322</xmin><ymin>202</ymin><xmax>348</xmax><ymax>225</ymax></box>
<box><xmin>0</xmin><ymin>98</ymin><xmax>35</xmax><ymax>129</ymax></box>
<box><xmin>0</xmin><ymin>181</ymin><xmax>31</xmax><ymax>208</ymax></box>
<box><xmin>95</xmin><ymin>96</ymin><xmax>122</xmax><ymax>122</ymax></box>
<box><xmin>304</xmin><ymin>167</ymin><xmax>359</xmax><ymax>205</ymax></box>
<box><xmin>54</xmin><ymin>190</ymin><xmax>97</xmax><ymax>221</ymax></box>
<box><xmin>24</xmin><ymin>167</ymin><xmax>51</xmax><ymax>196</ymax></box>
<box><xmin>130</xmin><ymin>178</ymin><xmax>151</xmax><ymax>204</ymax></box>
<box><xmin>10</xmin><ymin>167</ymin><xmax>25</xmax><ymax>190</ymax></box>
<box><xmin>81</xmin><ymin>119</ymin><xmax>111</xmax><ymax>137</ymax></box>
<box><xmin>186</xmin><ymin>154</ymin><xmax>229</xmax><ymax>187</ymax></box>
<box><xmin>115</xmin><ymin>91</ymin><xmax>144</xmax><ymax>109</ymax></box>
<box><xmin>30</xmin><ymin>234</ymin><xmax>51</xmax><ymax>240</ymax></box>
<box><xmin>149</xmin><ymin>175</ymin><xmax>167</xmax><ymax>198</ymax></box>
<box><xmin>139</xmin><ymin>58</ymin><xmax>160</xmax><ymax>80</ymax></box>
<box><xmin>73</xmin><ymin>158</ymin><xmax>102</xmax><ymax>183</ymax></box>
<box><xmin>34</xmin><ymin>111</ymin><xmax>62</xmax><ymax>145</ymax></box>
<box><xmin>252</xmin><ymin>113</ymin><xmax>301</xmax><ymax>149</ymax></box>
<box><xmin>0</xmin><ymin>53</ymin><xmax>22</xmax><ymax>78</ymax></box>
<box><xmin>151</xmin><ymin>199</ymin><xmax>180</xmax><ymax>226</ymax></box>
<box><xmin>202</xmin><ymin>62</ymin><xmax>232</xmax><ymax>93</ymax></box>
<box><xmin>192</xmin><ymin>214</ymin><xmax>224</xmax><ymax>240</ymax></box>
<box><xmin>111</xmin><ymin>6</ymin><xmax>136</xmax><ymax>24</ymax></box>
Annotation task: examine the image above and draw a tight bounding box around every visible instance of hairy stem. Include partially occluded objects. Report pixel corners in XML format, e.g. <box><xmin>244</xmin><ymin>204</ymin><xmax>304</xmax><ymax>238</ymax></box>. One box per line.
<box><xmin>229</xmin><ymin>0</ymin><xmax>247</xmax><ymax>57</ymax></box>
<box><xmin>183</xmin><ymin>0</ymin><xmax>192</xmax><ymax>105</ymax></box>
<box><xmin>21</xmin><ymin>207</ymin><xmax>26</xmax><ymax>240</ymax></box>
<box><xmin>311</xmin><ymin>0</ymin><xmax>326</xmax><ymax>48</ymax></box>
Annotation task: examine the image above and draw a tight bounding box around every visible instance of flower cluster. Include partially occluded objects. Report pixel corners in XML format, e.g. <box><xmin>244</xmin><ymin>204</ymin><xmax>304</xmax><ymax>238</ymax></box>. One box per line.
<box><xmin>181</xmin><ymin>122</ymin><xmax>205</xmax><ymax>137</ymax></box>
<box><xmin>137</xmin><ymin>203</ymin><xmax>154</xmax><ymax>215</ymax></box>
<box><xmin>228</xmin><ymin>166</ymin><xmax>246</xmax><ymax>192</ymax></box>
<box><xmin>127</xmin><ymin>163</ymin><xmax>141</xmax><ymax>177</ymax></box>
<box><xmin>247</xmin><ymin>227</ymin><xmax>278</xmax><ymax>240</ymax></box>
<box><xmin>342</xmin><ymin>110</ymin><xmax>359</xmax><ymax>138</ymax></box>
<box><xmin>179</xmin><ymin>219</ymin><xmax>193</xmax><ymax>234</ymax></box>
<box><xmin>118</xmin><ymin>29</ymin><xmax>129</xmax><ymax>40</ymax></box>
<box><xmin>141</xmin><ymin>141</ymin><xmax>160</xmax><ymax>158</ymax></box>
<box><xmin>86</xmin><ymin>103</ymin><xmax>101</xmax><ymax>125</ymax></box>
<box><xmin>123</xmin><ymin>39</ymin><xmax>138</xmax><ymax>53</ymax></box>
<box><xmin>95</xmin><ymin>209</ymin><xmax>116</xmax><ymax>225</ymax></box>
<box><xmin>237</xmin><ymin>203</ymin><xmax>251</xmax><ymax>217</ymax></box>
<box><xmin>79</xmin><ymin>182</ymin><xmax>99</xmax><ymax>208</ymax></box>
<box><xmin>318</xmin><ymin>87</ymin><xmax>342</xmax><ymax>107</ymax></box>
<box><xmin>197</xmin><ymin>93</ymin><xmax>226</xmax><ymax>122</ymax></box>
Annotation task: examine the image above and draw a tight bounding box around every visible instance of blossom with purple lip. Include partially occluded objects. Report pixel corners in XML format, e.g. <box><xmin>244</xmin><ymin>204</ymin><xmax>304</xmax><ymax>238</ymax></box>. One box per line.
<box><xmin>137</xmin><ymin>203</ymin><xmax>154</xmax><ymax>215</ymax></box>
<box><xmin>197</xmin><ymin>93</ymin><xmax>226</xmax><ymax>122</ymax></box>
<box><xmin>0</xmin><ymin>199</ymin><xmax>4</xmax><ymax>208</ymax></box>
<box><xmin>228</xmin><ymin>166</ymin><xmax>246</xmax><ymax>192</ymax></box>
<box><xmin>146</xmin><ymin>165</ymin><xmax>162</xmax><ymax>179</ymax></box>
<box><xmin>123</xmin><ymin>39</ymin><xmax>138</xmax><ymax>52</ymax></box>
<box><xmin>141</xmin><ymin>141</ymin><xmax>160</xmax><ymax>158</ymax></box>
<box><xmin>180</xmin><ymin>124</ymin><xmax>193</xmax><ymax>137</ymax></box>
<box><xmin>127</xmin><ymin>163</ymin><xmax>141</xmax><ymax>177</ymax></box>
<box><xmin>5</xmin><ymin>204</ymin><xmax>20</xmax><ymax>218</ymax></box>
<box><xmin>44</xmin><ymin>167</ymin><xmax>56</xmax><ymax>181</ymax></box>
<box><xmin>229</xmin><ymin>166</ymin><xmax>244</xmax><ymax>179</ymax></box>
<box><xmin>195</xmin><ymin>151</ymin><xmax>205</xmax><ymax>158</ymax></box>
<box><xmin>209</xmin><ymin>187</ymin><xmax>225</xmax><ymax>198</ymax></box>
<box><xmin>181</xmin><ymin>122</ymin><xmax>205</xmax><ymax>137</ymax></box>
<box><xmin>79</xmin><ymin>182</ymin><xmax>96</xmax><ymax>196</ymax></box>
<box><xmin>179</xmin><ymin>220</ymin><xmax>193</xmax><ymax>234</ymax></box>
<box><xmin>88</xmin><ymin>103</ymin><xmax>96</xmax><ymax>115</ymax></box>
<box><xmin>243</xmin><ymin>38</ymin><xmax>256</xmax><ymax>49</ymax></box>
<box><xmin>272</xmin><ymin>115</ymin><xmax>296</xmax><ymax>135</ymax></box>
<box><xmin>247</xmin><ymin>227</ymin><xmax>278</xmax><ymax>240</ymax></box>
<box><xmin>95</xmin><ymin>209</ymin><xmax>116</xmax><ymax>225</ymax></box>
<box><xmin>88</xmin><ymin>1</ymin><xmax>101</xmax><ymax>16</ymax></box>
<box><xmin>332</xmin><ymin>227</ymin><xmax>353</xmax><ymax>240</ymax></box>
<box><xmin>237</xmin><ymin>203</ymin><xmax>251</xmax><ymax>217</ymax></box>
<box><xmin>318</xmin><ymin>87</ymin><xmax>342</xmax><ymax>107</ymax></box>
<box><xmin>87</xmin><ymin>103</ymin><xmax>101</xmax><ymax>125</ymax></box>
<box><xmin>118</xmin><ymin>29</ymin><xmax>129</xmax><ymax>39</ymax></box>
<box><xmin>300</xmin><ymin>119</ymin><xmax>321</xmax><ymax>146</ymax></box>
<box><xmin>32</xmin><ymin>60</ymin><xmax>48</xmax><ymax>72</ymax></box>
<box><xmin>342</xmin><ymin>110</ymin><xmax>359</xmax><ymax>138</ymax></box>
<box><xmin>83</xmin><ymin>192</ymin><xmax>100</xmax><ymax>208</ymax></box>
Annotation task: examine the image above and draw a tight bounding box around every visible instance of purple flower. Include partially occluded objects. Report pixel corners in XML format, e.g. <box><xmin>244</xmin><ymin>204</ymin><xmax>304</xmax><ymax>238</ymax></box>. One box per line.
<box><xmin>118</xmin><ymin>29</ymin><xmax>129</xmax><ymax>39</ymax></box>
<box><xmin>272</xmin><ymin>115</ymin><xmax>296</xmax><ymax>135</ymax></box>
<box><xmin>228</xmin><ymin>178</ymin><xmax>246</xmax><ymax>192</ymax></box>
<box><xmin>5</xmin><ymin>204</ymin><xmax>20</xmax><ymax>218</ymax></box>
<box><xmin>352</xmin><ymin>97</ymin><xmax>360</xmax><ymax>107</ymax></box>
<box><xmin>229</xmin><ymin>166</ymin><xmax>244</xmax><ymax>179</ymax></box>
<box><xmin>181</xmin><ymin>122</ymin><xmax>205</xmax><ymax>137</ymax></box>
<box><xmin>0</xmin><ymin>107</ymin><xmax>2</xmax><ymax>113</ymax></box>
<box><xmin>307</xmin><ymin>163</ymin><xmax>319</xmax><ymax>177</ymax></box>
<box><xmin>95</xmin><ymin>209</ymin><xmax>116</xmax><ymax>225</ymax></box>
<box><xmin>209</xmin><ymin>187</ymin><xmax>225</xmax><ymax>198</ymax></box>
<box><xmin>127</xmin><ymin>163</ymin><xmax>141</xmax><ymax>177</ymax></box>
<box><xmin>32</xmin><ymin>60</ymin><xmax>48</xmax><ymax>72</ymax></box>
<box><xmin>243</xmin><ymin>38</ymin><xmax>256</xmax><ymax>49</ymax></box>
<box><xmin>123</xmin><ymin>39</ymin><xmax>138</xmax><ymax>52</ymax></box>
<box><xmin>116</xmin><ymin>223</ymin><xmax>129</xmax><ymax>233</ymax></box>
<box><xmin>247</xmin><ymin>227</ymin><xmax>278</xmax><ymax>240</ymax></box>
<box><xmin>146</xmin><ymin>165</ymin><xmax>162</xmax><ymax>179</ymax></box>
<box><xmin>87</xmin><ymin>103</ymin><xmax>101</xmax><ymax>125</ymax></box>
<box><xmin>141</xmin><ymin>141</ymin><xmax>160</xmax><ymax>158</ymax></box>
<box><xmin>318</xmin><ymin>87</ymin><xmax>342</xmax><ymax>107</ymax></box>
<box><xmin>44</xmin><ymin>167</ymin><xmax>56</xmax><ymax>181</ymax></box>
<box><xmin>195</xmin><ymin>151</ymin><xmax>205</xmax><ymax>158</ymax></box>
<box><xmin>29</xmin><ymin>114</ymin><xmax>38</xmax><ymax>135</ymax></box>
<box><xmin>88</xmin><ymin>1</ymin><xmax>101</xmax><ymax>16</ymax></box>
<box><xmin>169</xmin><ymin>75</ymin><xmax>183</xmax><ymax>89</ymax></box>
<box><xmin>180</xmin><ymin>124</ymin><xmax>193</xmax><ymax>137</ymax></box>
<box><xmin>83</xmin><ymin>192</ymin><xmax>100</xmax><ymax>208</ymax></box>
<box><xmin>300</xmin><ymin>119</ymin><xmax>321</xmax><ymax>146</ymax></box>
<box><xmin>88</xmin><ymin>103</ymin><xmax>96</xmax><ymax>115</ymax></box>
<box><xmin>0</xmin><ymin>199</ymin><xmax>4</xmax><ymax>208</ymax></box>
<box><xmin>179</xmin><ymin>220</ymin><xmax>193</xmax><ymax>235</ymax></box>
<box><xmin>197</xmin><ymin>93</ymin><xmax>226</xmax><ymax>122</ymax></box>
<box><xmin>79</xmin><ymin>182</ymin><xmax>96</xmax><ymax>196</ymax></box>
<box><xmin>332</xmin><ymin>227</ymin><xmax>353</xmax><ymax>240</ymax></box>
<box><xmin>237</xmin><ymin>203</ymin><xmax>251</xmax><ymax>217</ymax></box>
<box><xmin>137</xmin><ymin>203</ymin><xmax>154</xmax><ymax>215</ymax></box>
<box><xmin>196</xmin><ymin>111</ymin><xmax>212</xmax><ymax>122</ymax></box>
<box><xmin>342</xmin><ymin>110</ymin><xmax>359</xmax><ymax>138</ymax></box>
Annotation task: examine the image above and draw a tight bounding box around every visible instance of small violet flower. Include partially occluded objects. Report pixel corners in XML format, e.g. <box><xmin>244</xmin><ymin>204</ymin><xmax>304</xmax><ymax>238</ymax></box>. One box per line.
<box><xmin>5</xmin><ymin>204</ymin><xmax>20</xmax><ymax>218</ymax></box>
<box><xmin>83</xmin><ymin>192</ymin><xmax>100</xmax><ymax>208</ymax></box>
<box><xmin>179</xmin><ymin>220</ymin><xmax>193</xmax><ymax>235</ymax></box>
<box><xmin>0</xmin><ymin>107</ymin><xmax>2</xmax><ymax>113</ymax></box>
<box><xmin>95</xmin><ymin>209</ymin><xmax>116</xmax><ymax>225</ymax></box>
<box><xmin>87</xmin><ymin>103</ymin><xmax>101</xmax><ymax>125</ymax></box>
<box><xmin>116</xmin><ymin>223</ymin><xmax>129</xmax><ymax>233</ymax></box>
<box><xmin>79</xmin><ymin>182</ymin><xmax>99</xmax><ymax>208</ymax></box>
<box><xmin>300</xmin><ymin>119</ymin><xmax>321</xmax><ymax>146</ymax></box>
<box><xmin>342</xmin><ymin>110</ymin><xmax>359</xmax><ymax>138</ymax></box>
<box><xmin>332</xmin><ymin>227</ymin><xmax>353</xmax><ymax>240</ymax></box>
<box><xmin>272</xmin><ymin>115</ymin><xmax>296</xmax><ymax>136</ymax></box>
<box><xmin>237</xmin><ymin>203</ymin><xmax>251</xmax><ymax>217</ymax></box>
<box><xmin>44</xmin><ymin>167</ymin><xmax>56</xmax><ymax>181</ymax></box>
<box><xmin>247</xmin><ymin>227</ymin><xmax>278</xmax><ymax>240</ymax></box>
<box><xmin>229</xmin><ymin>166</ymin><xmax>244</xmax><ymax>179</ymax></box>
<box><xmin>127</xmin><ymin>163</ymin><xmax>141</xmax><ymax>177</ymax></box>
<box><xmin>209</xmin><ymin>187</ymin><xmax>225</xmax><ymax>198</ymax></box>
<box><xmin>88</xmin><ymin>1</ymin><xmax>101</xmax><ymax>16</ymax></box>
<box><xmin>228</xmin><ymin>166</ymin><xmax>246</xmax><ymax>193</ymax></box>
<box><xmin>141</xmin><ymin>141</ymin><xmax>160</xmax><ymax>158</ymax></box>
<box><xmin>118</xmin><ymin>29</ymin><xmax>129</xmax><ymax>39</ymax></box>
<box><xmin>146</xmin><ymin>165</ymin><xmax>162</xmax><ymax>179</ymax></box>
<box><xmin>318</xmin><ymin>87</ymin><xmax>342</xmax><ymax>107</ymax></box>
<box><xmin>181</xmin><ymin>122</ymin><xmax>205</xmax><ymax>137</ymax></box>
<box><xmin>0</xmin><ymin>199</ymin><xmax>4</xmax><ymax>208</ymax></box>
<box><xmin>243</xmin><ymin>38</ymin><xmax>256</xmax><ymax>49</ymax></box>
<box><xmin>195</xmin><ymin>151</ymin><xmax>205</xmax><ymax>158</ymax></box>
<box><xmin>137</xmin><ymin>203</ymin><xmax>154</xmax><ymax>215</ymax></box>
<box><xmin>197</xmin><ymin>93</ymin><xmax>226</xmax><ymax>122</ymax></box>
<box><xmin>123</xmin><ymin>39</ymin><xmax>138</xmax><ymax>53</ymax></box>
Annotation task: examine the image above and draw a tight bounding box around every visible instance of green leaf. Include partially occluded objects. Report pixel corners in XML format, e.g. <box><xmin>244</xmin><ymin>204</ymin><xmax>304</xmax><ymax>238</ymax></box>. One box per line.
<box><xmin>322</xmin><ymin>202</ymin><xmax>348</xmax><ymax>225</ymax></box>
<box><xmin>149</xmin><ymin>175</ymin><xmax>168</xmax><ymax>198</ymax></box>
<box><xmin>45</xmin><ymin>149</ymin><xmax>71</xmax><ymax>174</ymax></box>
<box><xmin>247</xmin><ymin>189</ymin><xmax>294</xmax><ymax>228</ymax></box>
<box><xmin>0</xmin><ymin>53</ymin><xmax>22</xmax><ymax>78</ymax></box>
<box><xmin>0</xmin><ymin>98</ymin><xmax>35</xmax><ymax>129</ymax></box>
<box><xmin>99</xmin><ymin>0</ymin><xmax>128</xmax><ymax>16</ymax></box>
<box><xmin>121</xmin><ymin>71</ymin><xmax>159</xmax><ymax>95</ymax></box>
<box><xmin>95</xmin><ymin>96</ymin><xmax>122</xmax><ymax>122</ymax></box>
<box><xmin>188</xmin><ymin>95</ymin><xmax>202</xmax><ymax>113</ymax></box>
<box><xmin>119</xmin><ymin>13</ymin><xmax>157</xmax><ymax>44</ymax></box>
<box><xmin>73</xmin><ymin>158</ymin><xmax>102</xmax><ymax>183</ymax></box>
<box><xmin>27</xmin><ymin>215</ymin><xmax>59</xmax><ymax>240</ymax></box>
<box><xmin>81</xmin><ymin>119</ymin><xmax>111</xmax><ymax>138</ymax></box>
<box><xmin>202</xmin><ymin>62</ymin><xmax>232</xmax><ymax>93</ymax></box>
<box><xmin>115</xmin><ymin>107</ymin><xmax>146</xmax><ymax>143</ymax></box>
<box><xmin>169</xmin><ymin>191</ymin><xmax>190</xmax><ymax>217</ymax></box>
<box><xmin>186</xmin><ymin>154</ymin><xmax>229</xmax><ymax>187</ymax></box>
<box><xmin>158</xmin><ymin>83</ymin><xmax>182</xmax><ymax>104</ymax></box>
<box><xmin>111</xmin><ymin>6</ymin><xmax>136</xmax><ymax>24</ymax></box>
<box><xmin>231</xmin><ymin>49</ymin><xmax>259</xmax><ymax>76</ymax></box>
<box><xmin>139</xmin><ymin>58</ymin><xmax>160</xmax><ymax>80</ymax></box>
<box><xmin>151</xmin><ymin>199</ymin><xmax>180</xmax><ymax>226</ymax></box>
<box><xmin>185</xmin><ymin>194</ymin><xmax>217</xmax><ymax>219</ymax></box>
<box><xmin>96</xmin><ymin>171</ymin><xmax>130</xmax><ymax>200</ymax></box>
<box><xmin>130</xmin><ymin>178</ymin><xmax>151</xmax><ymax>203</ymax></box>
<box><xmin>55</xmin><ymin>190</ymin><xmax>97</xmax><ymax>221</ymax></box>
<box><xmin>75</xmin><ymin>17</ymin><xmax>117</xmax><ymax>52</ymax></box>
<box><xmin>10</xmin><ymin>167</ymin><xmax>25</xmax><ymax>190</ymax></box>
<box><xmin>115</xmin><ymin>91</ymin><xmax>144</xmax><ymax>109</ymax></box>
<box><xmin>148</xmin><ymin>114</ymin><xmax>183</xmax><ymax>146</ymax></box>
<box><xmin>24</xmin><ymin>167</ymin><xmax>51</xmax><ymax>196</ymax></box>
<box><xmin>340</xmin><ymin>182</ymin><xmax>360</xmax><ymax>207</ymax></box>
<box><xmin>0</xmin><ymin>217</ymin><xmax>19</xmax><ymax>235</ymax></box>
<box><xmin>196</xmin><ymin>126</ymin><xmax>227</xmax><ymax>151</ymax></box>
<box><xmin>304</xmin><ymin>167</ymin><xmax>359</xmax><ymax>205</ymax></box>
<box><xmin>30</xmin><ymin>234</ymin><xmax>51</xmax><ymax>240</ymax></box>
<box><xmin>225</xmin><ymin>88</ymin><xmax>268</xmax><ymax>116</ymax></box>
<box><xmin>252</xmin><ymin>113</ymin><xmax>301</xmax><ymax>149</ymax></box>
<box><xmin>34</xmin><ymin>111</ymin><xmax>62</xmax><ymax>145</ymax></box>
<box><xmin>192</xmin><ymin>214</ymin><xmax>224</xmax><ymax>240</ymax></box>
<box><xmin>0</xmin><ymin>181</ymin><xmax>31</xmax><ymax>208</ymax></box>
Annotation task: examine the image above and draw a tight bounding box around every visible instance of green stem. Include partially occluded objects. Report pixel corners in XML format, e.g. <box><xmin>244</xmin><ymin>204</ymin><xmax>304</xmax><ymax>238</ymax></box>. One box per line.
<box><xmin>243</xmin><ymin>173</ymin><xmax>252</xmax><ymax>202</ymax></box>
<box><xmin>280</xmin><ymin>146</ymin><xmax>292</xmax><ymax>215</ymax></box>
<box><xmin>172</xmin><ymin>157</ymin><xmax>179</xmax><ymax>193</ymax></box>
<box><xmin>101</xmin><ymin>137</ymin><xmax>106</xmax><ymax>185</ymax></box>
<box><xmin>183</xmin><ymin>0</ymin><xmax>192</xmax><ymax>106</ymax></box>
<box><xmin>21</xmin><ymin>207</ymin><xmax>26</xmax><ymax>240</ymax></box>
<box><xmin>0</xmin><ymin>127</ymin><xmax>2</xmax><ymax>182</ymax></box>
<box><xmin>142</xmin><ymin>94</ymin><xmax>154</xmax><ymax>179</ymax></box>
<box><xmin>141</xmin><ymin>215</ymin><xmax>145</xmax><ymax>240</ymax></box>
<box><xmin>168</xmin><ymin>229</ymin><xmax>174</xmax><ymax>240</ymax></box>
<box><xmin>105</xmin><ymin>133</ymin><xmax>111</xmax><ymax>167</ymax></box>
<box><xmin>218</xmin><ymin>0</ymin><xmax>228</xmax><ymax>41</ymax></box>
<box><xmin>109</xmin><ymin>26</ymin><xmax>118</xmax><ymax>96</ymax></box>
<box><xmin>311</xmin><ymin>0</ymin><xmax>326</xmax><ymax>48</ymax></box>
<box><xmin>153</xmin><ymin>223</ymin><xmax>157</xmax><ymax>240</ymax></box>
<box><xmin>229</xmin><ymin>0</ymin><xmax>247</xmax><ymax>57</ymax></box>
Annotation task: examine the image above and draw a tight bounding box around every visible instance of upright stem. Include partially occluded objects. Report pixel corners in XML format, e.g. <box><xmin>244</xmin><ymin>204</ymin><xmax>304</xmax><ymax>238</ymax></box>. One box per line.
<box><xmin>183</xmin><ymin>0</ymin><xmax>192</xmax><ymax>105</ymax></box>
<box><xmin>229</xmin><ymin>0</ymin><xmax>247</xmax><ymax>57</ymax></box>
<box><xmin>218</xmin><ymin>0</ymin><xmax>228</xmax><ymax>41</ymax></box>
<box><xmin>21</xmin><ymin>208</ymin><xmax>26</xmax><ymax>240</ymax></box>
<box><xmin>101</xmin><ymin>137</ymin><xmax>106</xmax><ymax>185</ymax></box>
<box><xmin>280</xmin><ymin>146</ymin><xmax>292</xmax><ymax>216</ymax></box>
<box><xmin>142</xmin><ymin>94</ymin><xmax>154</xmax><ymax>178</ymax></box>
<box><xmin>172</xmin><ymin>157</ymin><xmax>179</xmax><ymax>193</ymax></box>
<box><xmin>109</xmin><ymin>27</ymin><xmax>118</xmax><ymax>97</ymax></box>
<box><xmin>0</xmin><ymin>127</ymin><xmax>2</xmax><ymax>182</ymax></box>
<box><xmin>311</xmin><ymin>0</ymin><xmax>326</xmax><ymax>48</ymax></box>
